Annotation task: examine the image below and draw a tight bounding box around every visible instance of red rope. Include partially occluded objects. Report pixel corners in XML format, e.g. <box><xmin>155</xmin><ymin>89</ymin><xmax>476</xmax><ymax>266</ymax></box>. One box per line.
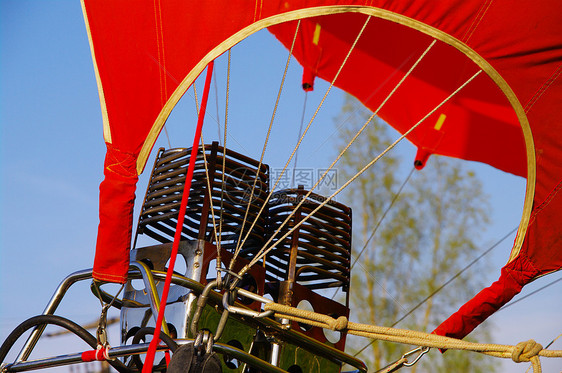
<box><xmin>142</xmin><ymin>61</ymin><xmax>215</xmax><ymax>372</ymax></box>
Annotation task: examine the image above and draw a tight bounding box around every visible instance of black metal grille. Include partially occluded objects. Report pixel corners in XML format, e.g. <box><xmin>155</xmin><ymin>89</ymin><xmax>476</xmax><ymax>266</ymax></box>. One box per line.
<box><xmin>266</xmin><ymin>187</ymin><xmax>352</xmax><ymax>292</ymax></box>
<box><xmin>135</xmin><ymin>142</ymin><xmax>269</xmax><ymax>253</ymax></box>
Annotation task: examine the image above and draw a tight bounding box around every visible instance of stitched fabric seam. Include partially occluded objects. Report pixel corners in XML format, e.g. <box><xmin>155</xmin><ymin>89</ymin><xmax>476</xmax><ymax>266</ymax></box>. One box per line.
<box><xmin>527</xmin><ymin>177</ymin><xmax>562</xmax><ymax>226</ymax></box>
<box><xmin>462</xmin><ymin>0</ymin><xmax>493</xmax><ymax>44</ymax></box>
<box><xmin>524</xmin><ymin>63</ymin><xmax>562</xmax><ymax>114</ymax></box>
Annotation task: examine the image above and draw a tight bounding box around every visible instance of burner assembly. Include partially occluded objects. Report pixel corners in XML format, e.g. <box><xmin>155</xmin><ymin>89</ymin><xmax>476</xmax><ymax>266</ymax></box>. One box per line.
<box><xmin>135</xmin><ymin>142</ymin><xmax>269</xmax><ymax>251</ymax></box>
<box><xmin>120</xmin><ymin>142</ymin><xmax>353</xmax><ymax>371</ymax></box>
<box><xmin>266</xmin><ymin>187</ymin><xmax>352</xmax><ymax>350</ymax></box>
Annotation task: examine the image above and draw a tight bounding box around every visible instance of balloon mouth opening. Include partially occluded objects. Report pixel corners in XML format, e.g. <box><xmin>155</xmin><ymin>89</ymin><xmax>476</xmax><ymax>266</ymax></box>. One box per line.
<box><xmin>414</xmin><ymin>149</ymin><xmax>431</xmax><ymax>170</ymax></box>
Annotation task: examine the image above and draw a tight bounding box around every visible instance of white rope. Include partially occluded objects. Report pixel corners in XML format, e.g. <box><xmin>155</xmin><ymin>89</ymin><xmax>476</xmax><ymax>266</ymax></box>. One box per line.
<box><xmin>234</xmin><ymin>15</ymin><xmax>373</xmax><ymax>268</ymax></box>
<box><xmin>216</xmin><ymin>49</ymin><xmax>231</xmax><ymax>275</ymax></box>
<box><xmin>240</xmin><ymin>69</ymin><xmax>483</xmax><ymax>274</ymax></box>
<box><xmin>193</xmin><ymin>70</ymin><xmax>229</xmax><ymax>274</ymax></box>
<box><xmin>291</xmin><ymin>91</ymin><xmax>309</xmax><ymax>188</ymax></box>
<box><xmin>199</xmin><ymin>137</ymin><xmax>221</xmax><ymax>249</ymax></box>
<box><xmin>194</xmin><ymin>78</ymin><xmax>223</xmax><ymax>266</ymax></box>
<box><xmin>257</xmin><ymin>39</ymin><xmax>437</xmax><ymax>271</ymax></box>
<box><xmin>264</xmin><ymin>302</ymin><xmax>562</xmax><ymax>373</ymax></box>
<box><xmin>230</xmin><ymin>20</ymin><xmax>302</xmax><ymax>267</ymax></box>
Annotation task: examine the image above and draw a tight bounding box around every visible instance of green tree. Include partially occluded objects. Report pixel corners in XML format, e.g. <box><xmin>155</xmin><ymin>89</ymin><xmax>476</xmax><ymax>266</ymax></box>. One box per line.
<box><xmin>334</xmin><ymin>95</ymin><xmax>495</xmax><ymax>372</ymax></box>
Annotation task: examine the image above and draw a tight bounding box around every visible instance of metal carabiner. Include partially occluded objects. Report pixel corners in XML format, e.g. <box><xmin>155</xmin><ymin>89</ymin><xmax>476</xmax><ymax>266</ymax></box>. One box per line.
<box><xmin>194</xmin><ymin>330</ymin><xmax>214</xmax><ymax>356</ymax></box>
<box><xmin>402</xmin><ymin>346</ymin><xmax>430</xmax><ymax>367</ymax></box>
<box><xmin>96</xmin><ymin>304</ymin><xmax>110</xmax><ymax>347</ymax></box>
<box><xmin>92</xmin><ymin>280</ymin><xmax>124</xmax><ymax>349</ymax></box>
<box><xmin>190</xmin><ymin>280</ymin><xmax>219</xmax><ymax>337</ymax></box>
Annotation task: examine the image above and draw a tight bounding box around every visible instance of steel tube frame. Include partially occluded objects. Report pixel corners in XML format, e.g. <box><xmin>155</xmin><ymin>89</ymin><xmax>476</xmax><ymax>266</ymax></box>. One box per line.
<box><xmin>16</xmin><ymin>269</ymin><xmax>94</xmax><ymax>362</ymax></box>
<box><xmin>8</xmin><ymin>266</ymin><xmax>366</xmax><ymax>373</ymax></box>
<box><xmin>5</xmin><ymin>341</ymin><xmax>288</xmax><ymax>373</ymax></box>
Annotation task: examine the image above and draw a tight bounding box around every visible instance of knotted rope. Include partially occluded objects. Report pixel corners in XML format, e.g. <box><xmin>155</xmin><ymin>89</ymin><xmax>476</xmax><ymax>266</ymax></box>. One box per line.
<box><xmin>264</xmin><ymin>303</ymin><xmax>561</xmax><ymax>372</ymax></box>
<box><xmin>512</xmin><ymin>340</ymin><xmax>543</xmax><ymax>373</ymax></box>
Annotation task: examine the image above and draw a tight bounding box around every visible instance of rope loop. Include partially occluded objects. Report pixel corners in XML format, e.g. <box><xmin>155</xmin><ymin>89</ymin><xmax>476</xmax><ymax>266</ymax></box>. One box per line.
<box><xmin>511</xmin><ymin>339</ymin><xmax>543</xmax><ymax>363</ymax></box>
<box><xmin>262</xmin><ymin>300</ymin><xmax>562</xmax><ymax>373</ymax></box>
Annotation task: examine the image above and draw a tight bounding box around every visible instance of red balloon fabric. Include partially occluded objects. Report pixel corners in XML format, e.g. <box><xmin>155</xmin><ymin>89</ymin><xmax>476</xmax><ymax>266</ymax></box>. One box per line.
<box><xmin>81</xmin><ymin>0</ymin><xmax>562</xmax><ymax>339</ymax></box>
<box><xmin>94</xmin><ymin>144</ymin><xmax>138</xmax><ymax>284</ymax></box>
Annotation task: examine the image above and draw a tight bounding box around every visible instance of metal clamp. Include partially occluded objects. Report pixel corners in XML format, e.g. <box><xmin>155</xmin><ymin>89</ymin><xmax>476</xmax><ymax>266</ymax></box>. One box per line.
<box><xmin>222</xmin><ymin>268</ymin><xmax>243</xmax><ymax>291</ymax></box>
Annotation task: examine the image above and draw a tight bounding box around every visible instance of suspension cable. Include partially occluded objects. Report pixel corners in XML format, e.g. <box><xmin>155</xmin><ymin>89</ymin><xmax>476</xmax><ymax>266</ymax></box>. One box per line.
<box><xmin>291</xmin><ymin>91</ymin><xmax>309</xmax><ymax>188</ymax></box>
<box><xmin>234</xmin><ymin>15</ymin><xmax>373</xmax><ymax>264</ymax></box>
<box><xmin>194</xmin><ymin>80</ymin><xmax>223</xmax><ymax>271</ymax></box>
<box><xmin>351</xmin><ymin>167</ymin><xmax>415</xmax><ymax>271</ymax></box>
<box><xmin>214</xmin><ymin>68</ymin><xmax>222</xmax><ymax>145</ymax></box>
<box><xmin>353</xmin><ymin>225</ymin><xmax>518</xmax><ymax>357</ymax></box>
<box><xmin>247</xmin><ymin>39</ymin><xmax>436</xmax><ymax>274</ymax></box>
<box><xmin>331</xmin><ymin>167</ymin><xmax>415</xmax><ymax>302</ymax></box>
<box><xmin>241</xmin><ymin>66</ymin><xmax>482</xmax><ymax>277</ymax></box>
<box><xmin>230</xmin><ymin>20</ymin><xmax>302</xmax><ymax>265</ymax></box>
<box><xmin>200</xmin><ymin>137</ymin><xmax>222</xmax><ymax>267</ymax></box>
<box><xmin>142</xmin><ymin>61</ymin><xmax>215</xmax><ymax>373</ymax></box>
<box><xmin>163</xmin><ymin>126</ymin><xmax>172</xmax><ymax>148</ymax></box>
<box><xmin>217</xmin><ymin>49</ymin><xmax>231</xmax><ymax>270</ymax></box>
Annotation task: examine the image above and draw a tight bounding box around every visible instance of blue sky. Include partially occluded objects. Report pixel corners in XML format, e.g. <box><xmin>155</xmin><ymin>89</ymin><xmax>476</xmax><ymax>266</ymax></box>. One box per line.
<box><xmin>1</xmin><ymin>1</ymin><xmax>561</xmax><ymax>372</ymax></box>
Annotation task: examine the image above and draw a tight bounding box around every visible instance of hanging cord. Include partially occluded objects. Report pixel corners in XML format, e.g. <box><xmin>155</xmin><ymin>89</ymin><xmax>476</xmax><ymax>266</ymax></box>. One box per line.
<box><xmin>194</xmin><ymin>77</ymin><xmax>223</xmax><ymax>276</ymax></box>
<box><xmin>237</xmin><ymin>38</ymin><xmax>436</xmax><ymax>280</ymax></box>
<box><xmin>199</xmin><ymin>137</ymin><xmax>223</xmax><ymax>282</ymax></box>
<box><xmin>353</xmin><ymin>226</ymin><xmax>518</xmax><ymax>358</ymax></box>
<box><xmin>213</xmin><ymin>68</ymin><xmax>222</xmax><ymax>145</ymax></box>
<box><xmin>233</xmin><ymin>15</ymin><xmax>373</xmax><ymax>270</ymax></box>
<box><xmin>163</xmin><ymin>127</ymin><xmax>172</xmax><ymax>148</ymax></box>
<box><xmin>142</xmin><ymin>61</ymin><xmax>215</xmax><ymax>373</ymax></box>
<box><xmin>239</xmin><ymin>69</ymin><xmax>482</xmax><ymax>278</ymax></box>
<box><xmin>193</xmin><ymin>71</ymin><xmax>223</xmax><ymax>273</ymax></box>
<box><xmin>230</xmin><ymin>20</ymin><xmax>301</xmax><ymax>267</ymax></box>
<box><xmin>351</xmin><ymin>167</ymin><xmax>415</xmax><ymax>271</ymax></box>
<box><xmin>190</xmin><ymin>75</ymin><xmax>226</xmax><ymax>148</ymax></box>
<box><xmin>263</xmin><ymin>302</ymin><xmax>562</xmax><ymax>373</ymax></box>
<box><xmin>92</xmin><ymin>281</ymin><xmax>125</xmax><ymax>310</ymax></box>
<box><xmin>216</xmin><ymin>49</ymin><xmax>231</xmax><ymax>278</ymax></box>
<box><xmin>291</xmin><ymin>91</ymin><xmax>309</xmax><ymax>188</ymax></box>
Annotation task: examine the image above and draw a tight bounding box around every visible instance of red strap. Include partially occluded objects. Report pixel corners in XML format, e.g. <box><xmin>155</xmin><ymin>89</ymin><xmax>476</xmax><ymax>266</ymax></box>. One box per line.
<box><xmin>81</xmin><ymin>347</ymin><xmax>108</xmax><ymax>362</ymax></box>
<box><xmin>142</xmin><ymin>61</ymin><xmax>215</xmax><ymax>372</ymax></box>
<box><xmin>94</xmin><ymin>145</ymin><xmax>139</xmax><ymax>283</ymax></box>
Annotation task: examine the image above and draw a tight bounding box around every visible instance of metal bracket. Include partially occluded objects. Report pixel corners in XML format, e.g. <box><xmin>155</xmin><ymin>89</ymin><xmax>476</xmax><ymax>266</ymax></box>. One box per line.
<box><xmin>189</xmin><ymin>279</ymin><xmax>230</xmax><ymax>342</ymax></box>
<box><xmin>221</xmin><ymin>288</ymin><xmax>274</xmax><ymax>318</ymax></box>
